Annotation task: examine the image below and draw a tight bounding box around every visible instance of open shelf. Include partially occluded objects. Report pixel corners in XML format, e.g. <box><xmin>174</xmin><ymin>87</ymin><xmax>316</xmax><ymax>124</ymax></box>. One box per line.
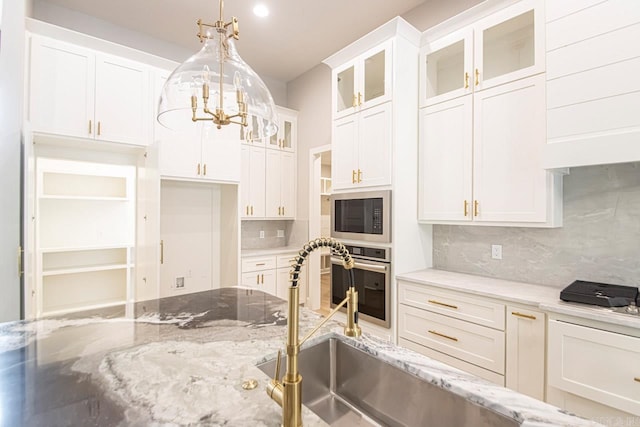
<box><xmin>42</xmin><ymin>171</ymin><xmax>128</xmax><ymax>198</ymax></box>
<box><xmin>35</xmin><ymin>157</ymin><xmax>136</xmax><ymax>318</ymax></box>
<box><xmin>42</xmin><ymin>269</ymin><xmax>128</xmax><ymax>314</ymax></box>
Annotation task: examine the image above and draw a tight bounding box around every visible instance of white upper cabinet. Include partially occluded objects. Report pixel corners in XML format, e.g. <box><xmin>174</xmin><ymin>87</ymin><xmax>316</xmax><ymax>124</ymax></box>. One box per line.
<box><xmin>418</xmin><ymin>0</ymin><xmax>561</xmax><ymax>227</ymax></box>
<box><xmin>240</xmin><ymin>145</ymin><xmax>266</xmax><ymax>218</ymax></box>
<box><xmin>268</xmin><ymin>107</ymin><xmax>297</xmax><ymax>152</ymax></box>
<box><xmin>241</xmin><ymin>107</ymin><xmax>297</xmax><ymax>219</ymax></box>
<box><xmin>29</xmin><ymin>34</ymin><xmax>150</xmax><ymax>146</ymax></box>
<box><xmin>333</xmin><ymin>40</ymin><xmax>392</xmax><ymax>120</ymax></box>
<box><xmin>420</xmin><ymin>0</ymin><xmax>544</xmax><ymax>107</ymax></box>
<box><xmin>155</xmin><ymin>69</ymin><xmax>241</xmax><ymax>183</ymax></box>
<box><xmin>265</xmin><ymin>150</ymin><xmax>296</xmax><ymax>219</ymax></box>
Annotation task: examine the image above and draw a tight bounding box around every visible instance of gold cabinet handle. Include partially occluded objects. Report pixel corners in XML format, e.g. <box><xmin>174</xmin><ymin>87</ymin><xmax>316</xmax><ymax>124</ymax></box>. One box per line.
<box><xmin>464</xmin><ymin>72</ymin><xmax>469</xmax><ymax>89</ymax></box>
<box><xmin>246</xmin><ymin>206</ymin><xmax>249</xmax><ymax>215</ymax></box>
<box><xmin>475</xmin><ymin>68</ymin><xmax>480</xmax><ymax>86</ymax></box>
<box><xmin>512</xmin><ymin>311</ymin><xmax>537</xmax><ymax>320</ymax></box>
<box><xmin>352</xmin><ymin>170</ymin><xmax>357</xmax><ymax>184</ymax></box>
<box><xmin>474</xmin><ymin>200</ymin><xmax>479</xmax><ymax>217</ymax></box>
<box><xmin>160</xmin><ymin>240</ymin><xmax>164</xmax><ymax>264</ymax></box>
<box><xmin>88</xmin><ymin>120</ymin><xmax>92</xmax><ymax>135</ymax></box>
<box><xmin>256</xmin><ymin>274</ymin><xmax>260</xmax><ymax>285</ymax></box>
<box><xmin>282</xmin><ymin>206</ymin><xmax>285</xmax><ymax>216</ymax></box>
<box><xmin>357</xmin><ymin>169</ymin><xmax>362</xmax><ymax>183</ymax></box>
<box><xmin>97</xmin><ymin>121</ymin><xmax>102</xmax><ymax>136</ymax></box>
<box><xmin>17</xmin><ymin>246</ymin><xmax>23</xmax><ymax>278</ymax></box>
<box><xmin>352</xmin><ymin>94</ymin><xmax>358</xmax><ymax>108</ymax></box>
<box><xmin>261</xmin><ymin>274</ymin><xmax>264</xmax><ymax>284</ymax></box>
<box><xmin>197</xmin><ymin>163</ymin><xmax>201</xmax><ymax>175</ymax></box>
<box><xmin>635</xmin><ymin>377</ymin><xmax>640</xmax><ymax>383</ymax></box>
<box><xmin>428</xmin><ymin>330</ymin><xmax>458</xmax><ymax>342</ymax></box>
<box><xmin>255</xmin><ymin>263</ymin><xmax>266</xmax><ymax>266</ymax></box>
<box><xmin>251</xmin><ymin>205</ymin><xmax>254</xmax><ymax>215</ymax></box>
<box><xmin>428</xmin><ymin>299</ymin><xmax>458</xmax><ymax>310</ymax></box>
<box><xmin>203</xmin><ymin>164</ymin><xmax>207</xmax><ymax>176</ymax></box>
<box><xmin>463</xmin><ymin>200</ymin><xmax>469</xmax><ymax>217</ymax></box>
<box><xmin>358</xmin><ymin>92</ymin><xmax>362</xmax><ymax>106</ymax></box>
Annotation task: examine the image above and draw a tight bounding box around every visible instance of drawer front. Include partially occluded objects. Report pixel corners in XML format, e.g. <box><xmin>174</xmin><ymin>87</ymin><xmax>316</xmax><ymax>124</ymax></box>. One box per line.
<box><xmin>399</xmin><ymin>338</ymin><xmax>505</xmax><ymax>386</ymax></box>
<box><xmin>399</xmin><ymin>305</ymin><xmax>505</xmax><ymax>374</ymax></box>
<box><xmin>241</xmin><ymin>256</ymin><xmax>276</xmax><ymax>272</ymax></box>
<box><xmin>276</xmin><ymin>253</ymin><xmax>297</xmax><ymax>269</ymax></box>
<box><xmin>398</xmin><ymin>281</ymin><xmax>505</xmax><ymax>330</ymax></box>
<box><xmin>548</xmin><ymin>320</ymin><xmax>640</xmax><ymax>416</ymax></box>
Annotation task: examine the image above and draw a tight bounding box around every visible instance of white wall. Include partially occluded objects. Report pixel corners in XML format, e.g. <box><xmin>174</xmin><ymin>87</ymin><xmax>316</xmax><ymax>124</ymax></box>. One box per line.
<box><xmin>0</xmin><ymin>0</ymin><xmax>31</xmax><ymax>322</ymax></box>
<box><xmin>287</xmin><ymin>64</ymin><xmax>332</xmax><ymax>226</ymax></box>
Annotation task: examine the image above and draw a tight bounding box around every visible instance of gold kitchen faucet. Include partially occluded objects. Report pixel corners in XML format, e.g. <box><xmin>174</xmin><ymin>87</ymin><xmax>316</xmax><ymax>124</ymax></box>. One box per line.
<box><xmin>266</xmin><ymin>237</ymin><xmax>361</xmax><ymax>427</ymax></box>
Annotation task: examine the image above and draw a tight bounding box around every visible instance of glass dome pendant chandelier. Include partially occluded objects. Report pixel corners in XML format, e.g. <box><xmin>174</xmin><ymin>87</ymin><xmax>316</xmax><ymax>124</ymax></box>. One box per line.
<box><xmin>157</xmin><ymin>0</ymin><xmax>278</xmax><ymax>140</ymax></box>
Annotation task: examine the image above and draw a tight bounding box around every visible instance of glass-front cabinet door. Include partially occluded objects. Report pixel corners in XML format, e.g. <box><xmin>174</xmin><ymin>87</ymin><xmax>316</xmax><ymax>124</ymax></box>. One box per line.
<box><xmin>420</xmin><ymin>28</ymin><xmax>473</xmax><ymax>107</ymax></box>
<box><xmin>268</xmin><ymin>107</ymin><xmax>296</xmax><ymax>152</ymax></box>
<box><xmin>335</xmin><ymin>63</ymin><xmax>356</xmax><ymax>117</ymax></box>
<box><xmin>333</xmin><ymin>40</ymin><xmax>392</xmax><ymax>119</ymax></box>
<box><xmin>474</xmin><ymin>0</ymin><xmax>543</xmax><ymax>91</ymax></box>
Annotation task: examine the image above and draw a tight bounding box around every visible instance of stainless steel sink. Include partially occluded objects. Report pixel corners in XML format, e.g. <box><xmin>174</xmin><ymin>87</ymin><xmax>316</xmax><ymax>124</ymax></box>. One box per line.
<box><xmin>258</xmin><ymin>338</ymin><xmax>518</xmax><ymax>427</ymax></box>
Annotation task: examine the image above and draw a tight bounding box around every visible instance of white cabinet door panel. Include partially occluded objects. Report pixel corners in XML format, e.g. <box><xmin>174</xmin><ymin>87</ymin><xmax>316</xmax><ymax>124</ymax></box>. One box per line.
<box><xmin>548</xmin><ymin>320</ymin><xmax>640</xmax><ymax>416</ymax></box>
<box><xmin>280</xmin><ymin>152</ymin><xmax>296</xmax><ymax>218</ymax></box>
<box><xmin>358</xmin><ymin>102</ymin><xmax>392</xmax><ymax>188</ymax></box>
<box><xmin>505</xmin><ymin>306</ymin><xmax>545</xmax><ymax>400</ymax></box>
<box><xmin>332</xmin><ymin>114</ymin><xmax>359</xmax><ymax>190</ymax></box>
<box><xmin>95</xmin><ymin>54</ymin><xmax>149</xmax><ymax>146</ymax></box>
<box><xmin>418</xmin><ymin>96</ymin><xmax>473</xmax><ymax>221</ymax></box>
<box><xmin>159</xmin><ymin>126</ymin><xmax>200</xmax><ymax>179</ymax></box>
<box><xmin>265</xmin><ymin>149</ymin><xmax>282</xmax><ymax>218</ymax></box>
<box><xmin>200</xmin><ymin>126</ymin><xmax>241</xmax><ymax>182</ymax></box>
<box><xmin>29</xmin><ymin>36</ymin><xmax>95</xmax><ymax>139</ymax></box>
<box><xmin>473</xmin><ymin>75</ymin><xmax>546</xmax><ymax>223</ymax></box>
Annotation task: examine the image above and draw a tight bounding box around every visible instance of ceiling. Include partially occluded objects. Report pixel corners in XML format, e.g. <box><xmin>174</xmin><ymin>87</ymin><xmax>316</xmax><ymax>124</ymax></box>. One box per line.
<box><xmin>39</xmin><ymin>0</ymin><xmax>428</xmax><ymax>83</ymax></box>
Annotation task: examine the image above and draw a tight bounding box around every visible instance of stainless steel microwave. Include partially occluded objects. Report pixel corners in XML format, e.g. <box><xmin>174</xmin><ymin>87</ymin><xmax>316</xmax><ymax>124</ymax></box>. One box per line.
<box><xmin>330</xmin><ymin>190</ymin><xmax>391</xmax><ymax>243</ymax></box>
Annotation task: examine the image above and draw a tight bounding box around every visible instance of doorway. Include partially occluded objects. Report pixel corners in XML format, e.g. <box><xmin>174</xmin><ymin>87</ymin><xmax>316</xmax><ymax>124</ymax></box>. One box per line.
<box><xmin>308</xmin><ymin>145</ymin><xmax>331</xmax><ymax>314</ymax></box>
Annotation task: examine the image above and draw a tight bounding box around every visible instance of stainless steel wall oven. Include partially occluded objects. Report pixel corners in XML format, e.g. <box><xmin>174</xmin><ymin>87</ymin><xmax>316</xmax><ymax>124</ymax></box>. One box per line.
<box><xmin>331</xmin><ymin>244</ymin><xmax>390</xmax><ymax>328</ymax></box>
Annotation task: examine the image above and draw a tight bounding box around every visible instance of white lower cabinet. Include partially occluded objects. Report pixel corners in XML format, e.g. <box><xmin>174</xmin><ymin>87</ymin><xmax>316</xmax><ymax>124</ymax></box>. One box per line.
<box><xmin>505</xmin><ymin>306</ymin><xmax>545</xmax><ymax>400</ymax></box>
<box><xmin>241</xmin><ymin>253</ymin><xmax>306</xmax><ymax>302</ymax></box>
<box><xmin>547</xmin><ymin>319</ymin><xmax>640</xmax><ymax>419</ymax></box>
<box><xmin>398</xmin><ymin>280</ymin><xmax>546</xmax><ymax>398</ymax></box>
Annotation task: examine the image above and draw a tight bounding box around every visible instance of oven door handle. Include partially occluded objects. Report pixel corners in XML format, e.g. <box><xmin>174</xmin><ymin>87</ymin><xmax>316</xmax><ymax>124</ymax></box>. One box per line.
<box><xmin>331</xmin><ymin>257</ymin><xmax>389</xmax><ymax>273</ymax></box>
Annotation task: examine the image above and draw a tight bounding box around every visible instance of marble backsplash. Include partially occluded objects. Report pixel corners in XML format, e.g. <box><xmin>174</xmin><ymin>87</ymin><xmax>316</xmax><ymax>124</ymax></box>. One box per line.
<box><xmin>433</xmin><ymin>162</ymin><xmax>640</xmax><ymax>288</ymax></box>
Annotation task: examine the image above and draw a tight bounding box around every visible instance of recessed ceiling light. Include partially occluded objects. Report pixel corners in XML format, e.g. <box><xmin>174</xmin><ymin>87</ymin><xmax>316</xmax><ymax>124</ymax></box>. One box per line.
<box><xmin>253</xmin><ymin>3</ymin><xmax>269</xmax><ymax>18</ymax></box>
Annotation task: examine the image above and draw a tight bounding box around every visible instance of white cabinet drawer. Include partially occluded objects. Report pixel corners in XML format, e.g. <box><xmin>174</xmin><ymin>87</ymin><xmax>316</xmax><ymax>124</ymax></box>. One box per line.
<box><xmin>548</xmin><ymin>320</ymin><xmax>640</xmax><ymax>416</ymax></box>
<box><xmin>398</xmin><ymin>281</ymin><xmax>505</xmax><ymax>330</ymax></box>
<box><xmin>241</xmin><ymin>256</ymin><xmax>276</xmax><ymax>272</ymax></box>
<box><xmin>399</xmin><ymin>305</ymin><xmax>505</xmax><ymax>374</ymax></box>
<box><xmin>276</xmin><ymin>253</ymin><xmax>297</xmax><ymax>269</ymax></box>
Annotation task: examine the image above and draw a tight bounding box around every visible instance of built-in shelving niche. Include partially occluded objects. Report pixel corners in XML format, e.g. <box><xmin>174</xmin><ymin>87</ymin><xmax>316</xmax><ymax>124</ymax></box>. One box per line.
<box><xmin>36</xmin><ymin>157</ymin><xmax>136</xmax><ymax>317</ymax></box>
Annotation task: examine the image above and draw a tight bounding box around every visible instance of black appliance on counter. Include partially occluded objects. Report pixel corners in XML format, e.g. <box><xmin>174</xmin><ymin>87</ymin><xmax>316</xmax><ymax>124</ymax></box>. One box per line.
<box><xmin>560</xmin><ymin>280</ymin><xmax>639</xmax><ymax>307</ymax></box>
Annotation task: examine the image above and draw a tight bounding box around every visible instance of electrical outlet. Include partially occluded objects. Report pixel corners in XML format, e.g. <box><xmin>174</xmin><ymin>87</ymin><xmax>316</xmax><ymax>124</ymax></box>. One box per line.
<box><xmin>277</xmin><ymin>229</ymin><xmax>285</xmax><ymax>238</ymax></box>
<box><xmin>491</xmin><ymin>245</ymin><xmax>502</xmax><ymax>260</ymax></box>
<box><xmin>175</xmin><ymin>277</ymin><xmax>185</xmax><ymax>288</ymax></box>
<box><xmin>259</xmin><ymin>230</ymin><xmax>265</xmax><ymax>239</ymax></box>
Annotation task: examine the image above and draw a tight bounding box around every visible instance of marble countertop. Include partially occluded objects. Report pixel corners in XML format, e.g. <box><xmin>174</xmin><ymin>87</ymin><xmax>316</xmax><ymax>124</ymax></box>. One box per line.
<box><xmin>0</xmin><ymin>287</ymin><xmax>603</xmax><ymax>426</ymax></box>
<box><xmin>397</xmin><ymin>269</ymin><xmax>640</xmax><ymax>330</ymax></box>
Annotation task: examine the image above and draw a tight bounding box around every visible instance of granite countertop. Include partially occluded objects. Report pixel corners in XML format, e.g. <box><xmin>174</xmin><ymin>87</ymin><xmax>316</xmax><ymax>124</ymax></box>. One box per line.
<box><xmin>397</xmin><ymin>269</ymin><xmax>640</xmax><ymax>330</ymax></box>
<box><xmin>0</xmin><ymin>287</ymin><xmax>603</xmax><ymax>426</ymax></box>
